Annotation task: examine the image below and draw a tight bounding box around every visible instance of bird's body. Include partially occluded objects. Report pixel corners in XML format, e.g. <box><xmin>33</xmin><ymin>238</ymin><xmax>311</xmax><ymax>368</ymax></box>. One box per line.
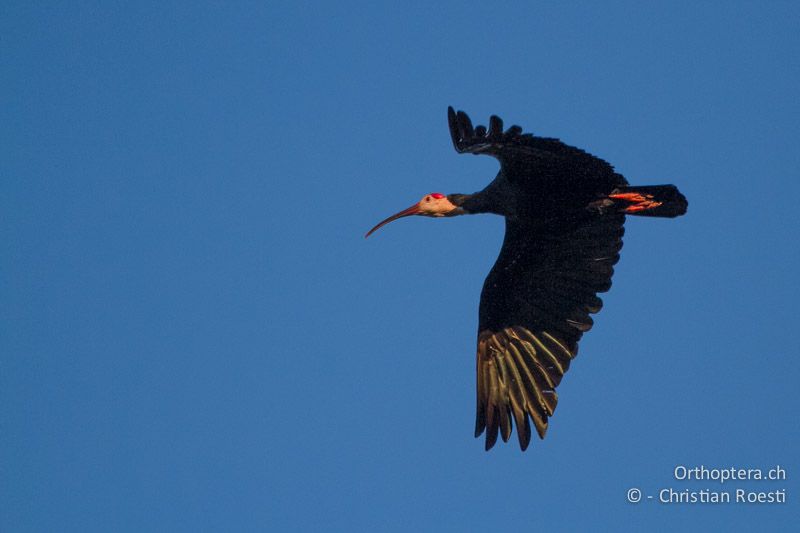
<box><xmin>367</xmin><ymin>107</ymin><xmax>687</xmax><ymax>451</ymax></box>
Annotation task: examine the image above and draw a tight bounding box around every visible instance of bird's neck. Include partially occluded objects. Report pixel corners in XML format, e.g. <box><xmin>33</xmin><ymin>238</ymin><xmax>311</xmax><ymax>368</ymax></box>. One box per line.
<box><xmin>446</xmin><ymin>193</ymin><xmax>496</xmax><ymax>216</ymax></box>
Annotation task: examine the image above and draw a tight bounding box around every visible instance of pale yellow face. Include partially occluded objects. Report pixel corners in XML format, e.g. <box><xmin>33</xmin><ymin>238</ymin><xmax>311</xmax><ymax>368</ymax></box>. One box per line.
<box><xmin>365</xmin><ymin>192</ymin><xmax>458</xmax><ymax>237</ymax></box>
<box><xmin>418</xmin><ymin>193</ymin><xmax>457</xmax><ymax>217</ymax></box>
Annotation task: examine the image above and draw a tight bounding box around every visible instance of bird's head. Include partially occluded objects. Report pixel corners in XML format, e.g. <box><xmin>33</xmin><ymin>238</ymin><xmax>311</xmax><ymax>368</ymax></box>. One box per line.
<box><xmin>365</xmin><ymin>193</ymin><xmax>459</xmax><ymax>238</ymax></box>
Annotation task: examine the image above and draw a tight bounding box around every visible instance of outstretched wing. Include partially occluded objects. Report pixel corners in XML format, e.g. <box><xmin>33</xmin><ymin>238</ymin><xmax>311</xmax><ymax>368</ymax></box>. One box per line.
<box><xmin>448</xmin><ymin>107</ymin><xmax>631</xmax><ymax>450</ymax></box>
<box><xmin>475</xmin><ymin>212</ymin><xmax>626</xmax><ymax>450</ymax></box>
<box><xmin>447</xmin><ymin>106</ymin><xmax>626</xmax><ymax>200</ymax></box>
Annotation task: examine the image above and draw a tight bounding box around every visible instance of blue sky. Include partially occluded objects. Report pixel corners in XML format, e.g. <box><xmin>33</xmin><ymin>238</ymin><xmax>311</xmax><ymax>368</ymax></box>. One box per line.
<box><xmin>2</xmin><ymin>1</ymin><xmax>798</xmax><ymax>531</ymax></box>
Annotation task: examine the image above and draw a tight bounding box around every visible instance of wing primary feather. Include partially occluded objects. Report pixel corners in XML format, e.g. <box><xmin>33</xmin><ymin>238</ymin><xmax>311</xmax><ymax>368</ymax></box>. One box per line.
<box><xmin>542</xmin><ymin>332</ymin><xmax>574</xmax><ymax>359</ymax></box>
<box><xmin>518</xmin><ymin>406</ymin><xmax>532</xmax><ymax>450</ymax></box>
<box><xmin>476</xmin><ymin>349</ymin><xmax>493</xmax><ymax>437</ymax></box>
<box><xmin>505</xmin><ymin>125</ymin><xmax>523</xmax><ymax>138</ymax></box>
<box><xmin>508</xmin><ymin>340</ymin><xmax>555</xmax><ymax>416</ymax></box>
<box><xmin>485</xmin><ymin>362</ymin><xmax>500</xmax><ymax>450</ymax></box>
<box><xmin>475</xmin><ymin>359</ymin><xmax>487</xmax><ymax>438</ymax></box>
<box><xmin>500</xmin><ymin>344</ymin><xmax>533</xmax><ymax>450</ymax></box>
<box><xmin>520</xmin><ymin>330</ymin><xmax>566</xmax><ymax>378</ymax></box>
<box><xmin>494</xmin><ymin>355</ymin><xmax>513</xmax><ymax>443</ymax></box>
<box><xmin>457</xmin><ymin>110</ymin><xmax>474</xmax><ymax>140</ymax></box>
<box><xmin>513</xmin><ymin>327</ymin><xmax>572</xmax><ymax>379</ymax></box>
<box><xmin>447</xmin><ymin>106</ymin><xmax>462</xmax><ymax>152</ymax></box>
<box><xmin>503</xmin><ymin>343</ymin><xmax>551</xmax><ymax>440</ymax></box>
<box><xmin>488</xmin><ymin>115</ymin><xmax>503</xmax><ymax>138</ymax></box>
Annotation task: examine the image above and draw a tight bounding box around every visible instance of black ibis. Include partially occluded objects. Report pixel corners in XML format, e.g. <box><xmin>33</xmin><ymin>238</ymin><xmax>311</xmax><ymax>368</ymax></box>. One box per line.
<box><xmin>367</xmin><ymin>107</ymin><xmax>687</xmax><ymax>451</ymax></box>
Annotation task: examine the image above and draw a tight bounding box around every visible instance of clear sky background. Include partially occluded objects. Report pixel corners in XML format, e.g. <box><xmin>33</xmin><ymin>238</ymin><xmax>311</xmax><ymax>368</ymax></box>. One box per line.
<box><xmin>3</xmin><ymin>1</ymin><xmax>799</xmax><ymax>531</ymax></box>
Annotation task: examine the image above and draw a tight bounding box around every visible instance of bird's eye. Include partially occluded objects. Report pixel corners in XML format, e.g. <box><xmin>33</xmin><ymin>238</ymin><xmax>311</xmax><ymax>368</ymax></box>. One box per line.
<box><xmin>425</xmin><ymin>197</ymin><xmax>431</xmax><ymax>202</ymax></box>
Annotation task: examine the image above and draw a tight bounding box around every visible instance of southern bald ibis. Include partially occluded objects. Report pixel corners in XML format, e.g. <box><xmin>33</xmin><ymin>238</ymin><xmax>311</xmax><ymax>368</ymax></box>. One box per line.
<box><xmin>367</xmin><ymin>107</ymin><xmax>687</xmax><ymax>451</ymax></box>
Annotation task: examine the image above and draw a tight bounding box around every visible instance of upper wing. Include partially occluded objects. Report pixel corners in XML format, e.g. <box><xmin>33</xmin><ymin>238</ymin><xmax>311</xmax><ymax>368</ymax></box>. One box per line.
<box><xmin>447</xmin><ymin>106</ymin><xmax>626</xmax><ymax>195</ymax></box>
<box><xmin>475</xmin><ymin>212</ymin><xmax>626</xmax><ymax>450</ymax></box>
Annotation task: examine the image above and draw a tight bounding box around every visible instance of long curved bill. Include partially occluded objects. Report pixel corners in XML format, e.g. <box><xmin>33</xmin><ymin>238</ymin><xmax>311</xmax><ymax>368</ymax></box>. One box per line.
<box><xmin>365</xmin><ymin>202</ymin><xmax>422</xmax><ymax>238</ymax></box>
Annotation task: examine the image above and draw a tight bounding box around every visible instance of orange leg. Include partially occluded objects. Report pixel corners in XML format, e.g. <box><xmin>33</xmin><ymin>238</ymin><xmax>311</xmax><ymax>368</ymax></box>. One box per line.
<box><xmin>609</xmin><ymin>192</ymin><xmax>648</xmax><ymax>203</ymax></box>
<box><xmin>609</xmin><ymin>192</ymin><xmax>663</xmax><ymax>213</ymax></box>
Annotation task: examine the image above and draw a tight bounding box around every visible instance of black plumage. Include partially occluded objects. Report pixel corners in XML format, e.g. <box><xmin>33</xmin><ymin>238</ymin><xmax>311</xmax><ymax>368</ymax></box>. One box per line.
<box><xmin>368</xmin><ymin>107</ymin><xmax>687</xmax><ymax>451</ymax></box>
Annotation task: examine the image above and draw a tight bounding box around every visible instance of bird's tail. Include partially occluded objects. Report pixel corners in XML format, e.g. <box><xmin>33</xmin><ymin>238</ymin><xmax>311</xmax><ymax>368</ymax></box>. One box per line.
<box><xmin>606</xmin><ymin>185</ymin><xmax>688</xmax><ymax>218</ymax></box>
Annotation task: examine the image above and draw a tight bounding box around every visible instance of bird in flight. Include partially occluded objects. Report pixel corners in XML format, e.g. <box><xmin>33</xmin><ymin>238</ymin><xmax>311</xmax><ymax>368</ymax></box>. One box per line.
<box><xmin>366</xmin><ymin>107</ymin><xmax>687</xmax><ymax>451</ymax></box>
